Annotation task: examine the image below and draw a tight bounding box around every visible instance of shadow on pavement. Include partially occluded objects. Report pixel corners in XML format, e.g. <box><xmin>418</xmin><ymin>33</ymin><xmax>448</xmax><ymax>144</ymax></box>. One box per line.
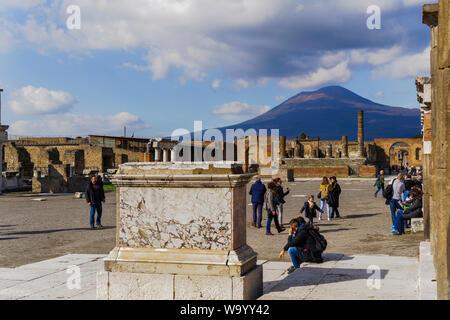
<box><xmin>265</xmin><ymin>266</ymin><xmax>389</xmax><ymax>291</ymax></box>
<box><xmin>343</xmin><ymin>213</ymin><xmax>380</xmax><ymax>219</ymax></box>
<box><xmin>2</xmin><ymin>226</ymin><xmax>115</xmax><ymax>236</ymax></box>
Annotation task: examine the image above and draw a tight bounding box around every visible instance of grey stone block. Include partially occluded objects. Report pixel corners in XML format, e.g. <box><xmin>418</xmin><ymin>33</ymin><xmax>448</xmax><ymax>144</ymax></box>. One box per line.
<box><xmin>411</xmin><ymin>218</ymin><xmax>424</xmax><ymax>233</ymax></box>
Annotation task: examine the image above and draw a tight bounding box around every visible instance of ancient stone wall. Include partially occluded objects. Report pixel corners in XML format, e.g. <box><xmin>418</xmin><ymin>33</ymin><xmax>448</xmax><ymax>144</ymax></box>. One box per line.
<box><xmin>423</xmin><ymin>1</ymin><xmax>450</xmax><ymax>300</ymax></box>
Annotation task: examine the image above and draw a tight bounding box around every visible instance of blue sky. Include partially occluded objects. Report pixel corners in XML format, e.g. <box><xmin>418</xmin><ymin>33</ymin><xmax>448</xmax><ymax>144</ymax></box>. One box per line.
<box><xmin>0</xmin><ymin>0</ymin><xmax>431</xmax><ymax>138</ymax></box>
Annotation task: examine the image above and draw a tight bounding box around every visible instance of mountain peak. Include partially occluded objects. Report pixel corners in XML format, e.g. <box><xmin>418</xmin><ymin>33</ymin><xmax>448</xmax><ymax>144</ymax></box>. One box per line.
<box><xmin>217</xmin><ymin>85</ymin><xmax>421</xmax><ymax>140</ymax></box>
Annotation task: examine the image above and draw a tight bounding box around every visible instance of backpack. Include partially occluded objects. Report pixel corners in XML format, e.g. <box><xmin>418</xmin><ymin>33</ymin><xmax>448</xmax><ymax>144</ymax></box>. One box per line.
<box><xmin>320</xmin><ymin>185</ymin><xmax>329</xmax><ymax>200</ymax></box>
<box><xmin>384</xmin><ymin>180</ymin><xmax>395</xmax><ymax>200</ymax></box>
<box><xmin>308</xmin><ymin>228</ymin><xmax>327</xmax><ymax>252</ymax></box>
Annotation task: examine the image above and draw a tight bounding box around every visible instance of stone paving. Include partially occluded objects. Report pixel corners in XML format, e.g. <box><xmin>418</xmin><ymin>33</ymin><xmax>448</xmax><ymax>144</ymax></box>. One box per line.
<box><xmin>0</xmin><ymin>253</ymin><xmax>421</xmax><ymax>300</ymax></box>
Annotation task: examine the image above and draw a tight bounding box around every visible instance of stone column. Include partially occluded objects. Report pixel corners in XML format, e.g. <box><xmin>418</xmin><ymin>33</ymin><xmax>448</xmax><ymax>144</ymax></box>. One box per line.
<box><xmin>416</xmin><ymin>76</ymin><xmax>432</xmax><ymax>240</ymax></box>
<box><xmin>279</xmin><ymin>136</ymin><xmax>286</xmax><ymax>159</ymax></box>
<box><xmin>316</xmin><ymin>137</ymin><xmax>320</xmax><ymax>158</ymax></box>
<box><xmin>98</xmin><ymin>162</ymin><xmax>262</xmax><ymax>300</ymax></box>
<box><xmin>422</xmin><ymin>2</ymin><xmax>450</xmax><ymax>300</ymax></box>
<box><xmin>170</xmin><ymin>148</ymin><xmax>177</xmax><ymax>162</ymax></box>
<box><xmin>342</xmin><ymin>136</ymin><xmax>349</xmax><ymax>158</ymax></box>
<box><xmin>357</xmin><ymin>110</ymin><xmax>366</xmax><ymax>157</ymax></box>
<box><xmin>0</xmin><ymin>125</ymin><xmax>8</xmax><ymax>195</ymax></box>
<box><xmin>154</xmin><ymin>148</ymin><xmax>161</xmax><ymax>162</ymax></box>
<box><xmin>325</xmin><ymin>144</ymin><xmax>332</xmax><ymax>158</ymax></box>
<box><xmin>162</xmin><ymin>148</ymin><xmax>169</xmax><ymax>162</ymax></box>
<box><xmin>294</xmin><ymin>144</ymin><xmax>300</xmax><ymax>158</ymax></box>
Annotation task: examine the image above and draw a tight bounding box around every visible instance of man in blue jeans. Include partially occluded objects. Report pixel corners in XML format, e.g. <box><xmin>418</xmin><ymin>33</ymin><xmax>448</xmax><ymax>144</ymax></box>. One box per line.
<box><xmin>389</xmin><ymin>174</ymin><xmax>405</xmax><ymax>227</ymax></box>
<box><xmin>249</xmin><ymin>178</ymin><xmax>266</xmax><ymax>228</ymax></box>
<box><xmin>86</xmin><ymin>175</ymin><xmax>105</xmax><ymax>229</ymax></box>
<box><xmin>279</xmin><ymin>218</ymin><xmax>312</xmax><ymax>274</ymax></box>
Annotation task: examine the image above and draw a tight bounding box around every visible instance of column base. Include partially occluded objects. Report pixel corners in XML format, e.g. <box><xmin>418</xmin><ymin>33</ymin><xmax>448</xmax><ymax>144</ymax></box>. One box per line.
<box><xmin>97</xmin><ymin>264</ymin><xmax>263</xmax><ymax>300</ymax></box>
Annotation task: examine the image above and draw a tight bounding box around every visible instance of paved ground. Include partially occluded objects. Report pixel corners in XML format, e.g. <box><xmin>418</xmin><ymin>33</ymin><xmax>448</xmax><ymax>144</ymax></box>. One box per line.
<box><xmin>0</xmin><ymin>253</ymin><xmax>419</xmax><ymax>300</ymax></box>
<box><xmin>0</xmin><ymin>178</ymin><xmax>423</xmax><ymax>268</ymax></box>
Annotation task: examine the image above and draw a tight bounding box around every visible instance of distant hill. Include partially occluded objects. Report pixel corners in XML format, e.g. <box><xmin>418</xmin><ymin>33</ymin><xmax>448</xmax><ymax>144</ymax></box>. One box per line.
<box><xmin>215</xmin><ymin>86</ymin><xmax>421</xmax><ymax>141</ymax></box>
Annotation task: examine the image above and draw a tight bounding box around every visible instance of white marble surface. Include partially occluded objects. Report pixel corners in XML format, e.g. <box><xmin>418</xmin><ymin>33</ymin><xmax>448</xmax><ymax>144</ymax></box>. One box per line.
<box><xmin>119</xmin><ymin>187</ymin><xmax>233</xmax><ymax>250</ymax></box>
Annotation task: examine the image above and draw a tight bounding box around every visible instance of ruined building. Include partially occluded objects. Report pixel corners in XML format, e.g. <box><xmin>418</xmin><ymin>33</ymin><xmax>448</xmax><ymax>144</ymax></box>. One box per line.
<box><xmin>2</xmin><ymin>135</ymin><xmax>175</xmax><ymax>193</ymax></box>
<box><xmin>254</xmin><ymin>110</ymin><xmax>422</xmax><ymax>178</ymax></box>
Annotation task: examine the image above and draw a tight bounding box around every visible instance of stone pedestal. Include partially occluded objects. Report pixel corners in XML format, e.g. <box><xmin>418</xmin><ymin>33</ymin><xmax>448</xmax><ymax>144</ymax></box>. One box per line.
<box><xmin>97</xmin><ymin>162</ymin><xmax>263</xmax><ymax>300</ymax></box>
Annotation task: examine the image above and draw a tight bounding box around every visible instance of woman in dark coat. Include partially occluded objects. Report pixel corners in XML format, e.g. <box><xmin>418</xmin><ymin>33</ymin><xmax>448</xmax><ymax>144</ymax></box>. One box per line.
<box><xmin>391</xmin><ymin>189</ymin><xmax>423</xmax><ymax>235</ymax></box>
<box><xmin>328</xmin><ymin>176</ymin><xmax>342</xmax><ymax>219</ymax></box>
<box><xmin>299</xmin><ymin>195</ymin><xmax>323</xmax><ymax>224</ymax></box>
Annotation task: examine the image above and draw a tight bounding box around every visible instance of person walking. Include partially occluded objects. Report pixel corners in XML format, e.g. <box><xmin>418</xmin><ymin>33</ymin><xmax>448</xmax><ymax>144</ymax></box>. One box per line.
<box><xmin>86</xmin><ymin>175</ymin><xmax>105</xmax><ymax>229</ymax></box>
<box><xmin>374</xmin><ymin>170</ymin><xmax>385</xmax><ymax>198</ymax></box>
<box><xmin>299</xmin><ymin>195</ymin><xmax>323</xmax><ymax>224</ymax></box>
<box><xmin>328</xmin><ymin>176</ymin><xmax>342</xmax><ymax>219</ymax></box>
<box><xmin>274</xmin><ymin>178</ymin><xmax>290</xmax><ymax>227</ymax></box>
<box><xmin>264</xmin><ymin>181</ymin><xmax>285</xmax><ymax>235</ymax></box>
<box><xmin>249</xmin><ymin>178</ymin><xmax>266</xmax><ymax>228</ymax></box>
<box><xmin>318</xmin><ymin>177</ymin><xmax>333</xmax><ymax>221</ymax></box>
<box><xmin>389</xmin><ymin>173</ymin><xmax>406</xmax><ymax>228</ymax></box>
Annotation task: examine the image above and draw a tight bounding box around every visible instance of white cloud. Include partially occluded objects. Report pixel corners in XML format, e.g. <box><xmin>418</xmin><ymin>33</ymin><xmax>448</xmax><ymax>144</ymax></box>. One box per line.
<box><xmin>211</xmin><ymin>79</ymin><xmax>221</xmax><ymax>89</ymax></box>
<box><xmin>235</xmin><ymin>78</ymin><xmax>270</xmax><ymax>89</ymax></box>
<box><xmin>0</xmin><ymin>0</ymin><xmax>45</xmax><ymax>10</ymax></box>
<box><xmin>373</xmin><ymin>47</ymin><xmax>430</xmax><ymax>79</ymax></box>
<box><xmin>213</xmin><ymin>101</ymin><xmax>271</xmax><ymax>120</ymax></box>
<box><xmin>9</xmin><ymin>86</ymin><xmax>77</xmax><ymax>115</ymax></box>
<box><xmin>350</xmin><ymin>46</ymin><xmax>403</xmax><ymax>66</ymax></box>
<box><xmin>1</xmin><ymin>0</ymin><xmax>431</xmax><ymax>88</ymax></box>
<box><xmin>278</xmin><ymin>61</ymin><xmax>352</xmax><ymax>90</ymax></box>
<box><xmin>9</xmin><ymin>112</ymin><xmax>150</xmax><ymax>136</ymax></box>
<box><xmin>275</xmin><ymin>96</ymin><xmax>287</xmax><ymax>102</ymax></box>
<box><xmin>374</xmin><ymin>91</ymin><xmax>384</xmax><ymax>98</ymax></box>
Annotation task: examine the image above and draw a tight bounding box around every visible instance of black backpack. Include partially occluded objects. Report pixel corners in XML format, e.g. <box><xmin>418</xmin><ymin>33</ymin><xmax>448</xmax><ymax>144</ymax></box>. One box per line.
<box><xmin>308</xmin><ymin>228</ymin><xmax>327</xmax><ymax>252</ymax></box>
<box><xmin>384</xmin><ymin>180</ymin><xmax>394</xmax><ymax>200</ymax></box>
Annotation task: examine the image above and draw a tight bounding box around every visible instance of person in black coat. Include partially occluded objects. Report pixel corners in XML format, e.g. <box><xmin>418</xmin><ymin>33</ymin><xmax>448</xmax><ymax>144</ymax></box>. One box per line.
<box><xmin>249</xmin><ymin>179</ymin><xmax>267</xmax><ymax>228</ymax></box>
<box><xmin>328</xmin><ymin>176</ymin><xmax>342</xmax><ymax>219</ymax></box>
<box><xmin>279</xmin><ymin>218</ymin><xmax>317</xmax><ymax>273</ymax></box>
<box><xmin>299</xmin><ymin>195</ymin><xmax>323</xmax><ymax>225</ymax></box>
<box><xmin>273</xmin><ymin>178</ymin><xmax>290</xmax><ymax>226</ymax></box>
<box><xmin>86</xmin><ymin>175</ymin><xmax>106</xmax><ymax>229</ymax></box>
<box><xmin>392</xmin><ymin>190</ymin><xmax>423</xmax><ymax>235</ymax></box>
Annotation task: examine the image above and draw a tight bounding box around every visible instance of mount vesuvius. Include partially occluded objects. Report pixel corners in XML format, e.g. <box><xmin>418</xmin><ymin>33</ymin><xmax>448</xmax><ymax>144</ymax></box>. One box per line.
<box><xmin>215</xmin><ymin>86</ymin><xmax>421</xmax><ymax>141</ymax></box>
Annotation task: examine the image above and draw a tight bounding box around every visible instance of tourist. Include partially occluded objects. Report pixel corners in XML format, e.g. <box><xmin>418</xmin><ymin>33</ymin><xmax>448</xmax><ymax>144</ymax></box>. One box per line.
<box><xmin>86</xmin><ymin>175</ymin><xmax>105</xmax><ymax>229</ymax></box>
<box><xmin>279</xmin><ymin>217</ymin><xmax>325</xmax><ymax>274</ymax></box>
<box><xmin>391</xmin><ymin>189</ymin><xmax>423</xmax><ymax>235</ymax></box>
<box><xmin>274</xmin><ymin>178</ymin><xmax>290</xmax><ymax>226</ymax></box>
<box><xmin>279</xmin><ymin>218</ymin><xmax>311</xmax><ymax>273</ymax></box>
<box><xmin>328</xmin><ymin>176</ymin><xmax>342</xmax><ymax>219</ymax></box>
<box><xmin>374</xmin><ymin>170</ymin><xmax>385</xmax><ymax>198</ymax></box>
<box><xmin>264</xmin><ymin>181</ymin><xmax>285</xmax><ymax>235</ymax></box>
<box><xmin>404</xmin><ymin>174</ymin><xmax>414</xmax><ymax>200</ymax></box>
<box><xmin>389</xmin><ymin>173</ymin><xmax>406</xmax><ymax>228</ymax></box>
<box><xmin>299</xmin><ymin>195</ymin><xmax>323</xmax><ymax>224</ymax></box>
<box><xmin>249</xmin><ymin>178</ymin><xmax>266</xmax><ymax>228</ymax></box>
<box><xmin>318</xmin><ymin>177</ymin><xmax>333</xmax><ymax>221</ymax></box>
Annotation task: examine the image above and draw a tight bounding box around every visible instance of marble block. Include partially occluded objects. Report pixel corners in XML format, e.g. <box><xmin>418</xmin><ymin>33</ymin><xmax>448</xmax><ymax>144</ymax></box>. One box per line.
<box><xmin>99</xmin><ymin>162</ymin><xmax>261</xmax><ymax>299</ymax></box>
<box><xmin>97</xmin><ymin>265</ymin><xmax>263</xmax><ymax>300</ymax></box>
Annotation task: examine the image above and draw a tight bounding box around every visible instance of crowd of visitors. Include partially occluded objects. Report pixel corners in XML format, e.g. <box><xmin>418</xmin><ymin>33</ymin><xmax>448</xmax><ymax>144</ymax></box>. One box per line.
<box><xmin>249</xmin><ymin>176</ymin><xmax>337</xmax><ymax>272</ymax></box>
<box><xmin>374</xmin><ymin>169</ymin><xmax>423</xmax><ymax>236</ymax></box>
